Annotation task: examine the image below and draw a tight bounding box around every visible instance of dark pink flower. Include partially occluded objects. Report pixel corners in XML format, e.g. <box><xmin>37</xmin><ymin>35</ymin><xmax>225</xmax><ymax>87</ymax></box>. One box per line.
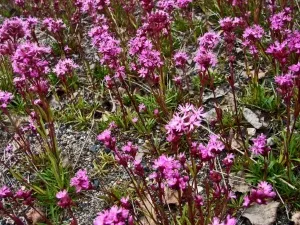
<box><xmin>56</xmin><ymin>190</ymin><xmax>72</xmax><ymax>208</ymax></box>
<box><xmin>174</xmin><ymin>51</ymin><xmax>188</xmax><ymax>68</ymax></box>
<box><xmin>0</xmin><ymin>186</ymin><xmax>13</xmax><ymax>198</ymax></box>
<box><xmin>243</xmin><ymin>181</ymin><xmax>276</xmax><ymax>207</ymax></box>
<box><xmin>94</xmin><ymin>206</ymin><xmax>130</xmax><ymax>225</ymax></box>
<box><xmin>70</xmin><ymin>169</ymin><xmax>90</xmax><ymax>192</ymax></box>
<box><xmin>43</xmin><ymin>18</ymin><xmax>66</xmax><ymax>33</ymax></box>
<box><xmin>54</xmin><ymin>58</ymin><xmax>78</xmax><ymax>79</ymax></box>
<box><xmin>250</xmin><ymin>134</ymin><xmax>270</xmax><ymax>156</ymax></box>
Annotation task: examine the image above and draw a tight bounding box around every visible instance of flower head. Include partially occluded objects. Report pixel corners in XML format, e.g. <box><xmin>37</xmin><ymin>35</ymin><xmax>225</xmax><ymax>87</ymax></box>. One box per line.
<box><xmin>54</xmin><ymin>58</ymin><xmax>78</xmax><ymax>79</ymax></box>
<box><xmin>56</xmin><ymin>190</ymin><xmax>72</xmax><ymax>208</ymax></box>
<box><xmin>250</xmin><ymin>134</ymin><xmax>270</xmax><ymax>156</ymax></box>
<box><xmin>70</xmin><ymin>169</ymin><xmax>90</xmax><ymax>192</ymax></box>
<box><xmin>94</xmin><ymin>205</ymin><xmax>130</xmax><ymax>225</ymax></box>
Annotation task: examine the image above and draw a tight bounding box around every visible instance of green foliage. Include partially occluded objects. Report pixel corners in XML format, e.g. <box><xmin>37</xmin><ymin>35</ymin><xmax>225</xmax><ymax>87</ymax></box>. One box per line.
<box><xmin>93</xmin><ymin>151</ymin><xmax>116</xmax><ymax>176</ymax></box>
<box><xmin>241</xmin><ymin>82</ymin><xmax>279</xmax><ymax>112</ymax></box>
<box><xmin>0</xmin><ymin>57</ymin><xmax>14</xmax><ymax>92</ymax></box>
<box><xmin>55</xmin><ymin>96</ymin><xmax>101</xmax><ymax>130</ymax></box>
<box><xmin>246</xmin><ymin>153</ymin><xmax>299</xmax><ymax>201</ymax></box>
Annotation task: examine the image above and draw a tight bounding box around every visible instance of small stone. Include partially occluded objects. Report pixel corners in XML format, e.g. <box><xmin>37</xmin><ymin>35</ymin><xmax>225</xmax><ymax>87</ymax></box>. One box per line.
<box><xmin>89</xmin><ymin>145</ymin><xmax>99</xmax><ymax>153</ymax></box>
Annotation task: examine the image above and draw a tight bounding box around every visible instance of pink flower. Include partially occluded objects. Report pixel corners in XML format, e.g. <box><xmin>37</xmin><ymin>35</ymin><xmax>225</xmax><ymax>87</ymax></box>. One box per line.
<box><xmin>289</xmin><ymin>62</ymin><xmax>300</xmax><ymax>75</ymax></box>
<box><xmin>12</xmin><ymin>42</ymin><xmax>51</xmax><ymax>78</ymax></box>
<box><xmin>54</xmin><ymin>58</ymin><xmax>78</xmax><ymax>79</ymax></box>
<box><xmin>207</xmin><ymin>134</ymin><xmax>225</xmax><ymax>153</ymax></box>
<box><xmin>94</xmin><ymin>206</ymin><xmax>130</xmax><ymax>225</ymax></box>
<box><xmin>165</xmin><ymin>103</ymin><xmax>204</xmax><ymax>142</ymax></box>
<box><xmin>243</xmin><ymin>181</ymin><xmax>276</xmax><ymax>207</ymax></box>
<box><xmin>152</xmin><ymin>155</ymin><xmax>188</xmax><ymax>190</ymax></box>
<box><xmin>0</xmin><ymin>186</ymin><xmax>13</xmax><ymax>198</ymax></box>
<box><xmin>176</xmin><ymin>0</ymin><xmax>192</xmax><ymax>8</ymax></box>
<box><xmin>270</xmin><ymin>8</ymin><xmax>292</xmax><ymax>31</ymax></box>
<box><xmin>266</xmin><ymin>41</ymin><xmax>289</xmax><ymax>64</ymax></box>
<box><xmin>173</xmin><ymin>75</ymin><xmax>183</xmax><ymax>86</ymax></box>
<box><xmin>97</xmin><ymin>129</ymin><xmax>116</xmax><ymax>149</ymax></box>
<box><xmin>194</xmin><ymin>47</ymin><xmax>217</xmax><ymax>71</ymax></box>
<box><xmin>250</xmin><ymin>134</ymin><xmax>270</xmax><ymax>156</ymax></box>
<box><xmin>275</xmin><ymin>73</ymin><xmax>294</xmax><ymax>101</ymax></box>
<box><xmin>56</xmin><ymin>190</ymin><xmax>72</xmax><ymax>208</ymax></box>
<box><xmin>138</xmin><ymin>103</ymin><xmax>146</xmax><ymax>112</ymax></box>
<box><xmin>89</xmin><ymin>25</ymin><xmax>121</xmax><ymax>69</ymax></box>
<box><xmin>0</xmin><ymin>17</ymin><xmax>29</xmax><ymax>42</ymax></box>
<box><xmin>70</xmin><ymin>169</ymin><xmax>90</xmax><ymax>192</ymax></box>
<box><xmin>174</xmin><ymin>51</ymin><xmax>188</xmax><ymax>68</ymax></box>
<box><xmin>219</xmin><ymin>17</ymin><xmax>243</xmax><ymax>32</ymax></box>
<box><xmin>142</xmin><ymin>10</ymin><xmax>170</xmax><ymax>35</ymax></box>
<box><xmin>242</xmin><ymin>25</ymin><xmax>264</xmax><ymax>54</ymax></box>
<box><xmin>223</xmin><ymin>153</ymin><xmax>235</xmax><ymax>167</ymax></box>
<box><xmin>132</xmin><ymin>117</ymin><xmax>138</xmax><ymax>123</ymax></box>
<box><xmin>43</xmin><ymin>18</ymin><xmax>66</xmax><ymax>33</ymax></box>
<box><xmin>0</xmin><ymin>91</ymin><xmax>13</xmax><ymax>110</ymax></box>
<box><xmin>198</xmin><ymin>32</ymin><xmax>220</xmax><ymax>50</ymax></box>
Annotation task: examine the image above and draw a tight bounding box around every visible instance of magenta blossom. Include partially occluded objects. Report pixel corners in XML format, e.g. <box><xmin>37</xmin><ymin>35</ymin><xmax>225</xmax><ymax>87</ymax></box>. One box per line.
<box><xmin>54</xmin><ymin>58</ymin><xmax>79</xmax><ymax>79</ymax></box>
<box><xmin>97</xmin><ymin>129</ymin><xmax>116</xmax><ymax>149</ymax></box>
<box><xmin>43</xmin><ymin>18</ymin><xmax>66</xmax><ymax>33</ymax></box>
<box><xmin>94</xmin><ymin>205</ymin><xmax>131</xmax><ymax>225</ymax></box>
<box><xmin>56</xmin><ymin>190</ymin><xmax>72</xmax><ymax>208</ymax></box>
<box><xmin>174</xmin><ymin>51</ymin><xmax>188</xmax><ymax>68</ymax></box>
<box><xmin>0</xmin><ymin>91</ymin><xmax>13</xmax><ymax>110</ymax></box>
<box><xmin>250</xmin><ymin>134</ymin><xmax>270</xmax><ymax>156</ymax></box>
<box><xmin>165</xmin><ymin>103</ymin><xmax>204</xmax><ymax>142</ymax></box>
<box><xmin>198</xmin><ymin>31</ymin><xmax>220</xmax><ymax>50</ymax></box>
<box><xmin>70</xmin><ymin>169</ymin><xmax>90</xmax><ymax>192</ymax></box>
<box><xmin>243</xmin><ymin>181</ymin><xmax>276</xmax><ymax>207</ymax></box>
<box><xmin>0</xmin><ymin>186</ymin><xmax>13</xmax><ymax>198</ymax></box>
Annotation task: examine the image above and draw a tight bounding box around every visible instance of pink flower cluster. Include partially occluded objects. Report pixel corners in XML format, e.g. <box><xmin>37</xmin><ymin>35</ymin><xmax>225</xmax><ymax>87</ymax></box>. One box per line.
<box><xmin>0</xmin><ymin>186</ymin><xmax>34</xmax><ymax>205</ymax></box>
<box><xmin>56</xmin><ymin>190</ymin><xmax>72</xmax><ymax>208</ymax></box>
<box><xmin>250</xmin><ymin>134</ymin><xmax>271</xmax><ymax>156</ymax></box>
<box><xmin>70</xmin><ymin>169</ymin><xmax>90</xmax><ymax>193</ymax></box>
<box><xmin>12</xmin><ymin>42</ymin><xmax>51</xmax><ymax>79</ymax></box>
<box><xmin>270</xmin><ymin>8</ymin><xmax>292</xmax><ymax>32</ymax></box>
<box><xmin>43</xmin><ymin>18</ymin><xmax>66</xmax><ymax>33</ymax></box>
<box><xmin>210</xmin><ymin>215</ymin><xmax>237</xmax><ymax>225</ymax></box>
<box><xmin>242</xmin><ymin>25</ymin><xmax>264</xmax><ymax>54</ymax></box>
<box><xmin>194</xmin><ymin>31</ymin><xmax>220</xmax><ymax>71</ymax></box>
<box><xmin>97</xmin><ymin>129</ymin><xmax>116</xmax><ymax>149</ymax></box>
<box><xmin>191</xmin><ymin>134</ymin><xmax>225</xmax><ymax>161</ymax></box>
<box><xmin>0</xmin><ymin>17</ymin><xmax>29</xmax><ymax>43</ymax></box>
<box><xmin>243</xmin><ymin>181</ymin><xmax>276</xmax><ymax>207</ymax></box>
<box><xmin>94</xmin><ymin>205</ymin><xmax>132</xmax><ymax>225</ymax></box>
<box><xmin>150</xmin><ymin>154</ymin><xmax>189</xmax><ymax>190</ymax></box>
<box><xmin>129</xmin><ymin>35</ymin><xmax>163</xmax><ymax>79</ymax></box>
<box><xmin>142</xmin><ymin>10</ymin><xmax>171</xmax><ymax>36</ymax></box>
<box><xmin>89</xmin><ymin>25</ymin><xmax>122</xmax><ymax>69</ymax></box>
<box><xmin>0</xmin><ymin>91</ymin><xmax>13</xmax><ymax>110</ymax></box>
<box><xmin>0</xmin><ymin>17</ymin><xmax>30</xmax><ymax>56</ymax></box>
<box><xmin>165</xmin><ymin>103</ymin><xmax>204</xmax><ymax>142</ymax></box>
<box><xmin>275</xmin><ymin>73</ymin><xmax>294</xmax><ymax>102</ymax></box>
<box><xmin>173</xmin><ymin>51</ymin><xmax>188</xmax><ymax>69</ymax></box>
<box><xmin>54</xmin><ymin>58</ymin><xmax>78</xmax><ymax>79</ymax></box>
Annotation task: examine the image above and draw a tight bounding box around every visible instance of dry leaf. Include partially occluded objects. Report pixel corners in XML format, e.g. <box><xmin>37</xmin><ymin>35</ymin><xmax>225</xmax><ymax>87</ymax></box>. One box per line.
<box><xmin>140</xmin><ymin>194</ymin><xmax>157</xmax><ymax>225</ymax></box>
<box><xmin>292</xmin><ymin>212</ymin><xmax>300</xmax><ymax>225</ymax></box>
<box><xmin>243</xmin><ymin>108</ymin><xmax>263</xmax><ymax>129</ymax></box>
<box><xmin>163</xmin><ymin>188</ymin><xmax>179</xmax><ymax>206</ymax></box>
<box><xmin>242</xmin><ymin>201</ymin><xmax>280</xmax><ymax>225</ymax></box>
<box><xmin>26</xmin><ymin>208</ymin><xmax>45</xmax><ymax>225</ymax></box>
<box><xmin>229</xmin><ymin>171</ymin><xmax>250</xmax><ymax>193</ymax></box>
